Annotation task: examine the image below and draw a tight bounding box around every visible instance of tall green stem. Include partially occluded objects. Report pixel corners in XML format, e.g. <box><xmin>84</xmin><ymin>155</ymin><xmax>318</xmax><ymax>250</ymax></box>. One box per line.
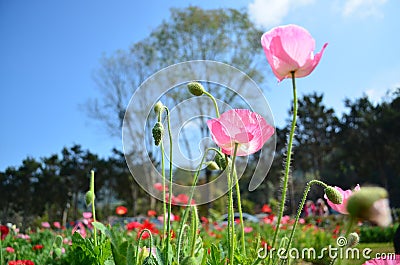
<box><xmin>227</xmin><ymin>144</ymin><xmax>239</xmax><ymax>265</ymax></box>
<box><xmin>233</xmin><ymin>159</ymin><xmax>246</xmax><ymax>254</ymax></box>
<box><xmin>158</xmin><ymin>110</ymin><xmax>167</xmax><ymax>248</ymax></box>
<box><xmin>270</xmin><ymin>71</ymin><xmax>297</xmax><ymax>258</ymax></box>
<box><xmin>280</xmin><ymin>180</ymin><xmax>328</xmax><ymax>265</ymax></box>
<box><xmin>90</xmin><ymin>170</ymin><xmax>97</xmax><ymax>246</ymax></box>
<box><xmin>165</xmin><ymin>108</ymin><xmax>173</xmax><ymax>264</ymax></box>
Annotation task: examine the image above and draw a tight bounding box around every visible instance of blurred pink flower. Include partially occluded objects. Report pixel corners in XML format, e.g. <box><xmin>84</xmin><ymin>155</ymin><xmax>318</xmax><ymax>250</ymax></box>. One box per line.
<box><xmin>207</xmin><ymin>109</ymin><xmax>274</xmax><ymax>156</ymax></box>
<box><xmin>53</xmin><ymin>222</ymin><xmax>61</xmax><ymax>229</ymax></box>
<box><xmin>244</xmin><ymin>227</ymin><xmax>253</xmax><ymax>233</ymax></box>
<box><xmin>261</xmin><ymin>24</ymin><xmax>328</xmax><ymax>81</ymax></box>
<box><xmin>154</xmin><ymin>182</ymin><xmax>168</xmax><ymax>192</ymax></box>
<box><xmin>324</xmin><ymin>185</ymin><xmax>360</xmax><ymax>214</ymax></box>
<box><xmin>82</xmin><ymin>212</ymin><xmax>92</xmax><ymax>219</ymax></box>
<box><xmin>6</xmin><ymin>246</ymin><xmax>15</xmax><ymax>253</ymax></box>
<box><xmin>363</xmin><ymin>255</ymin><xmax>400</xmax><ymax>265</ymax></box>
<box><xmin>41</xmin><ymin>222</ymin><xmax>50</xmax><ymax>228</ymax></box>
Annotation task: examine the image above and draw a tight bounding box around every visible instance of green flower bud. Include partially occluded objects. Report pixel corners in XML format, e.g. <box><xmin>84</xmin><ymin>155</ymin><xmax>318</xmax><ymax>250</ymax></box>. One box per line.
<box><xmin>54</xmin><ymin>247</ymin><xmax>63</xmax><ymax>257</ymax></box>
<box><xmin>346</xmin><ymin>187</ymin><xmax>392</xmax><ymax>227</ymax></box>
<box><xmin>154</xmin><ymin>101</ymin><xmax>164</xmax><ymax>114</ymax></box>
<box><xmin>187</xmin><ymin>82</ymin><xmax>205</xmax><ymax>96</ymax></box>
<box><xmin>181</xmin><ymin>256</ymin><xmax>197</xmax><ymax>265</ymax></box>
<box><xmin>152</xmin><ymin>122</ymin><xmax>164</xmax><ymax>146</ymax></box>
<box><xmin>324</xmin><ymin>186</ymin><xmax>343</xmax><ymax>204</ymax></box>
<box><xmin>347</xmin><ymin>232</ymin><xmax>359</xmax><ymax>247</ymax></box>
<box><xmin>206</xmin><ymin>161</ymin><xmax>220</xmax><ymax>170</ymax></box>
<box><xmin>85</xmin><ymin>190</ymin><xmax>94</xmax><ymax>206</ymax></box>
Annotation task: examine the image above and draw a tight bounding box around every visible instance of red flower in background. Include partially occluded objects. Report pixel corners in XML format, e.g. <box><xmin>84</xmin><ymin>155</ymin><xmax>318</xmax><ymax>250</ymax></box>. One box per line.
<box><xmin>261</xmin><ymin>204</ymin><xmax>272</xmax><ymax>213</ymax></box>
<box><xmin>116</xmin><ymin>206</ymin><xmax>128</xmax><ymax>215</ymax></box>
<box><xmin>8</xmin><ymin>261</ymin><xmax>35</xmax><ymax>265</ymax></box>
<box><xmin>126</xmin><ymin>222</ymin><xmax>142</xmax><ymax>231</ymax></box>
<box><xmin>32</xmin><ymin>244</ymin><xmax>44</xmax><ymax>251</ymax></box>
<box><xmin>1</xmin><ymin>225</ymin><xmax>9</xmax><ymax>240</ymax></box>
<box><xmin>147</xmin><ymin>210</ymin><xmax>157</xmax><ymax>217</ymax></box>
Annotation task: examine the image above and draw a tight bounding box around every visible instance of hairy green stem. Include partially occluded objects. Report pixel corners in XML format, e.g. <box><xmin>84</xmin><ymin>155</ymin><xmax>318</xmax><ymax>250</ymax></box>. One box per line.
<box><xmin>228</xmin><ymin>144</ymin><xmax>239</xmax><ymax>265</ymax></box>
<box><xmin>90</xmin><ymin>170</ymin><xmax>97</xmax><ymax>246</ymax></box>
<box><xmin>158</xmin><ymin>109</ymin><xmax>167</xmax><ymax>249</ymax></box>
<box><xmin>233</xmin><ymin>150</ymin><xmax>246</xmax><ymax>254</ymax></box>
<box><xmin>203</xmin><ymin>91</ymin><xmax>220</xmax><ymax>118</ymax></box>
<box><xmin>165</xmin><ymin>108</ymin><xmax>173</xmax><ymax>264</ymax></box>
<box><xmin>270</xmin><ymin>71</ymin><xmax>297</xmax><ymax>262</ymax></box>
<box><xmin>280</xmin><ymin>180</ymin><xmax>328</xmax><ymax>265</ymax></box>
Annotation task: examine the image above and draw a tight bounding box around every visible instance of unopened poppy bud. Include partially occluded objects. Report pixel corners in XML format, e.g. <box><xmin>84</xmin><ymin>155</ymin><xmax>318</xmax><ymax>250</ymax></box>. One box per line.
<box><xmin>214</xmin><ymin>150</ymin><xmax>228</xmax><ymax>170</ymax></box>
<box><xmin>187</xmin><ymin>82</ymin><xmax>205</xmax><ymax>96</ymax></box>
<box><xmin>206</xmin><ymin>161</ymin><xmax>220</xmax><ymax>170</ymax></box>
<box><xmin>324</xmin><ymin>186</ymin><xmax>343</xmax><ymax>205</ymax></box>
<box><xmin>152</xmin><ymin>122</ymin><xmax>164</xmax><ymax>146</ymax></box>
<box><xmin>181</xmin><ymin>256</ymin><xmax>197</xmax><ymax>265</ymax></box>
<box><xmin>347</xmin><ymin>232</ymin><xmax>359</xmax><ymax>247</ymax></box>
<box><xmin>154</xmin><ymin>101</ymin><xmax>164</xmax><ymax>114</ymax></box>
<box><xmin>346</xmin><ymin>187</ymin><xmax>392</xmax><ymax>227</ymax></box>
<box><xmin>85</xmin><ymin>191</ymin><xmax>94</xmax><ymax>206</ymax></box>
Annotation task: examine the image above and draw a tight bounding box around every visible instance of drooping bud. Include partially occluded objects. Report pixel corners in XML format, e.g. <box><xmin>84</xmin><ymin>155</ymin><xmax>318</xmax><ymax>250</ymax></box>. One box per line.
<box><xmin>152</xmin><ymin>122</ymin><xmax>164</xmax><ymax>146</ymax></box>
<box><xmin>346</xmin><ymin>187</ymin><xmax>392</xmax><ymax>227</ymax></box>
<box><xmin>324</xmin><ymin>186</ymin><xmax>343</xmax><ymax>205</ymax></box>
<box><xmin>154</xmin><ymin>101</ymin><xmax>164</xmax><ymax>114</ymax></box>
<box><xmin>187</xmin><ymin>82</ymin><xmax>205</xmax><ymax>96</ymax></box>
<box><xmin>205</xmin><ymin>161</ymin><xmax>220</xmax><ymax>170</ymax></box>
<box><xmin>214</xmin><ymin>150</ymin><xmax>228</xmax><ymax>170</ymax></box>
<box><xmin>346</xmin><ymin>232</ymin><xmax>359</xmax><ymax>247</ymax></box>
<box><xmin>85</xmin><ymin>191</ymin><xmax>94</xmax><ymax>206</ymax></box>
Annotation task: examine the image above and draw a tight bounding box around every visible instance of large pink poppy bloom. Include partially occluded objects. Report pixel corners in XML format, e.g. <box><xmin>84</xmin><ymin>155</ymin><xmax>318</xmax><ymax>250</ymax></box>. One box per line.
<box><xmin>363</xmin><ymin>255</ymin><xmax>400</xmax><ymax>265</ymax></box>
<box><xmin>324</xmin><ymin>185</ymin><xmax>360</xmax><ymax>214</ymax></box>
<box><xmin>207</xmin><ymin>109</ymin><xmax>274</xmax><ymax>156</ymax></box>
<box><xmin>261</xmin><ymin>24</ymin><xmax>328</xmax><ymax>81</ymax></box>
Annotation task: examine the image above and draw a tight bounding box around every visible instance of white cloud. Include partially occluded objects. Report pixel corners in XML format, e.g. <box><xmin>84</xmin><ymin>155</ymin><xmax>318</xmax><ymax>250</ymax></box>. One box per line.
<box><xmin>247</xmin><ymin>0</ymin><xmax>315</xmax><ymax>28</ymax></box>
<box><xmin>364</xmin><ymin>82</ymin><xmax>399</xmax><ymax>104</ymax></box>
<box><xmin>342</xmin><ymin>0</ymin><xmax>387</xmax><ymax>18</ymax></box>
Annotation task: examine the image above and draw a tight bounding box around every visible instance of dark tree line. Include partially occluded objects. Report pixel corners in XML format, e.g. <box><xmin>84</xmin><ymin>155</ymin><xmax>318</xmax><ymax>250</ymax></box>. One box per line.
<box><xmin>2</xmin><ymin>90</ymin><xmax>399</xmax><ymax>227</ymax></box>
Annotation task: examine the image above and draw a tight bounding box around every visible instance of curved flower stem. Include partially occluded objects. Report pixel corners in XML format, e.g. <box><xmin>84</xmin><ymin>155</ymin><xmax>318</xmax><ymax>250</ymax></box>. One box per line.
<box><xmin>233</xmin><ymin>163</ymin><xmax>246</xmax><ymax>254</ymax></box>
<box><xmin>90</xmin><ymin>170</ymin><xmax>97</xmax><ymax>246</ymax></box>
<box><xmin>176</xmin><ymin>147</ymin><xmax>219</xmax><ymax>263</ymax></box>
<box><xmin>280</xmin><ymin>180</ymin><xmax>328</xmax><ymax>265</ymax></box>
<box><xmin>203</xmin><ymin>91</ymin><xmax>220</xmax><ymax>118</ymax></box>
<box><xmin>157</xmin><ymin>110</ymin><xmax>167</xmax><ymax>249</ymax></box>
<box><xmin>165</xmin><ymin>107</ymin><xmax>173</xmax><ymax>264</ymax></box>
<box><xmin>136</xmin><ymin>229</ymin><xmax>155</xmax><ymax>265</ymax></box>
<box><xmin>270</xmin><ymin>71</ymin><xmax>297</xmax><ymax>261</ymax></box>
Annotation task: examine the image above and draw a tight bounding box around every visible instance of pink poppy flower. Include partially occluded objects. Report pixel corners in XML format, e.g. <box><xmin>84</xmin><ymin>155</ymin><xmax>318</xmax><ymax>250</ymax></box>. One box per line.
<box><xmin>363</xmin><ymin>255</ymin><xmax>400</xmax><ymax>265</ymax></box>
<box><xmin>324</xmin><ymin>184</ymin><xmax>360</xmax><ymax>214</ymax></box>
<box><xmin>244</xmin><ymin>226</ymin><xmax>253</xmax><ymax>233</ymax></box>
<box><xmin>6</xmin><ymin>246</ymin><xmax>15</xmax><ymax>253</ymax></box>
<box><xmin>53</xmin><ymin>222</ymin><xmax>61</xmax><ymax>229</ymax></box>
<box><xmin>41</xmin><ymin>222</ymin><xmax>50</xmax><ymax>228</ymax></box>
<box><xmin>207</xmin><ymin>109</ymin><xmax>274</xmax><ymax>156</ymax></box>
<box><xmin>153</xmin><ymin>182</ymin><xmax>168</xmax><ymax>192</ymax></box>
<box><xmin>82</xmin><ymin>212</ymin><xmax>92</xmax><ymax>219</ymax></box>
<box><xmin>261</xmin><ymin>24</ymin><xmax>328</xmax><ymax>81</ymax></box>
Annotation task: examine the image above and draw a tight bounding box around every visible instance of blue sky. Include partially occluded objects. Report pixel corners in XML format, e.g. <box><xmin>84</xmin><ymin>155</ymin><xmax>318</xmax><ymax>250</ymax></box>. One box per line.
<box><xmin>1</xmin><ymin>0</ymin><xmax>399</xmax><ymax>171</ymax></box>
